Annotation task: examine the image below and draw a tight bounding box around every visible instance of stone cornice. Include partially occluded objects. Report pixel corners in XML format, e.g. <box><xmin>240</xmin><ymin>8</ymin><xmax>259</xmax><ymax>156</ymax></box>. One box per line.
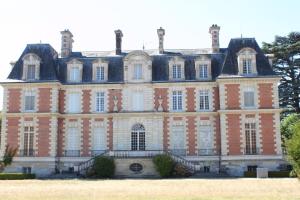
<box><xmin>217</xmin><ymin>108</ymin><xmax>282</xmax><ymax>114</ymax></box>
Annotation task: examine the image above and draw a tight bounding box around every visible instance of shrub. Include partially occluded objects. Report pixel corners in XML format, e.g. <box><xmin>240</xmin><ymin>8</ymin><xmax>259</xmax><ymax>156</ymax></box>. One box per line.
<box><xmin>172</xmin><ymin>163</ymin><xmax>192</xmax><ymax>177</ymax></box>
<box><xmin>91</xmin><ymin>156</ymin><xmax>115</xmax><ymax>178</ymax></box>
<box><xmin>153</xmin><ymin>154</ymin><xmax>174</xmax><ymax>178</ymax></box>
<box><xmin>286</xmin><ymin>121</ymin><xmax>300</xmax><ymax>178</ymax></box>
<box><xmin>0</xmin><ymin>173</ymin><xmax>35</xmax><ymax>180</ymax></box>
<box><xmin>244</xmin><ymin>171</ymin><xmax>256</xmax><ymax>177</ymax></box>
<box><xmin>268</xmin><ymin>171</ymin><xmax>290</xmax><ymax>178</ymax></box>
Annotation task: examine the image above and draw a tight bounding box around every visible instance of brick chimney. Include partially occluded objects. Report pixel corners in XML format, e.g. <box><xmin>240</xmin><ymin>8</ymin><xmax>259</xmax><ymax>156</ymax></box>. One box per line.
<box><xmin>115</xmin><ymin>29</ymin><xmax>123</xmax><ymax>55</ymax></box>
<box><xmin>157</xmin><ymin>27</ymin><xmax>165</xmax><ymax>54</ymax></box>
<box><xmin>60</xmin><ymin>29</ymin><xmax>73</xmax><ymax>58</ymax></box>
<box><xmin>209</xmin><ymin>24</ymin><xmax>220</xmax><ymax>53</ymax></box>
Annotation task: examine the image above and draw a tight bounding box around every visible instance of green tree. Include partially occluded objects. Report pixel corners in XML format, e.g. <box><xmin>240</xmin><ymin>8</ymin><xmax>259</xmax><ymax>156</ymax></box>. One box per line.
<box><xmin>262</xmin><ymin>32</ymin><xmax>300</xmax><ymax>115</ymax></box>
<box><xmin>0</xmin><ymin>145</ymin><xmax>18</xmax><ymax>172</ymax></box>
<box><xmin>281</xmin><ymin>114</ymin><xmax>300</xmax><ymax>142</ymax></box>
<box><xmin>286</xmin><ymin>121</ymin><xmax>300</xmax><ymax>177</ymax></box>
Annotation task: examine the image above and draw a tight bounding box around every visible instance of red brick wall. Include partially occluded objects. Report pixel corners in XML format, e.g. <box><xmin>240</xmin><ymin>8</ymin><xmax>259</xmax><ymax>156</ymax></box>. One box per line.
<box><xmin>258</xmin><ymin>83</ymin><xmax>273</xmax><ymax>109</ymax></box>
<box><xmin>226</xmin><ymin>114</ymin><xmax>242</xmax><ymax>155</ymax></box>
<box><xmin>186</xmin><ymin>88</ymin><xmax>195</xmax><ymax>112</ymax></box>
<box><xmin>57</xmin><ymin>118</ymin><xmax>64</xmax><ymax>156</ymax></box>
<box><xmin>225</xmin><ymin>84</ymin><xmax>240</xmax><ymax>109</ymax></box>
<box><xmin>6</xmin><ymin>117</ymin><xmax>20</xmax><ymax>150</ymax></box>
<box><xmin>82</xmin><ymin>90</ymin><xmax>91</xmax><ymax>113</ymax></box>
<box><xmin>38</xmin><ymin>88</ymin><xmax>51</xmax><ymax>112</ymax></box>
<box><xmin>163</xmin><ymin>117</ymin><xmax>169</xmax><ymax>150</ymax></box>
<box><xmin>81</xmin><ymin>118</ymin><xmax>90</xmax><ymax>156</ymax></box>
<box><xmin>260</xmin><ymin>113</ymin><xmax>276</xmax><ymax>155</ymax></box>
<box><xmin>154</xmin><ymin>88</ymin><xmax>169</xmax><ymax>111</ymax></box>
<box><xmin>108</xmin><ymin>89</ymin><xmax>122</xmax><ymax>112</ymax></box>
<box><xmin>37</xmin><ymin>117</ymin><xmax>51</xmax><ymax>157</ymax></box>
<box><xmin>107</xmin><ymin>117</ymin><xmax>113</xmax><ymax>150</ymax></box>
<box><xmin>186</xmin><ymin>116</ymin><xmax>196</xmax><ymax>155</ymax></box>
<box><xmin>7</xmin><ymin>89</ymin><xmax>21</xmax><ymax>113</ymax></box>
<box><xmin>213</xmin><ymin>86</ymin><xmax>220</xmax><ymax>111</ymax></box>
<box><xmin>59</xmin><ymin>90</ymin><xmax>65</xmax><ymax>114</ymax></box>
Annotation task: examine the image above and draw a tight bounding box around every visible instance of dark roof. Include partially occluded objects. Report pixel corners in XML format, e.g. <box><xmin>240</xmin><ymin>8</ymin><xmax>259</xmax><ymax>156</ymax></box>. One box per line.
<box><xmin>8</xmin><ymin>44</ymin><xmax>59</xmax><ymax>81</ymax></box>
<box><xmin>7</xmin><ymin>38</ymin><xmax>276</xmax><ymax>84</ymax></box>
<box><xmin>221</xmin><ymin>38</ymin><xmax>275</xmax><ymax>76</ymax></box>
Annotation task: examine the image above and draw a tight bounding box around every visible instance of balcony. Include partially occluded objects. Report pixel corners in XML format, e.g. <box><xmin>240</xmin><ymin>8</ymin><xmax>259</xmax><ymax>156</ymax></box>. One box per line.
<box><xmin>64</xmin><ymin>150</ymin><xmax>81</xmax><ymax>157</ymax></box>
<box><xmin>90</xmin><ymin>150</ymin><xmax>106</xmax><ymax>157</ymax></box>
<box><xmin>244</xmin><ymin>148</ymin><xmax>260</xmax><ymax>155</ymax></box>
<box><xmin>109</xmin><ymin>150</ymin><xmax>164</xmax><ymax>158</ymax></box>
<box><xmin>18</xmin><ymin>149</ymin><xmax>35</xmax><ymax>157</ymax></box>
<box><xmin>197</xmin><ymin>149</ymin><xmax>218</xmax><ymax>156</ymax></box>
<box><xmin>169</xmin><ymin>149</ymin><xmax>187</xmax><ymax>156</ymax></box>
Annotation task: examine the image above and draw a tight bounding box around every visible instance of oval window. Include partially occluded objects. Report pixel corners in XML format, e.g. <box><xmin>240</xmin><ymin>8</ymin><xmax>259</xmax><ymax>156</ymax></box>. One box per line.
<box><xmin>129</xmin><ymin>163</ymin><xmax>143</xmax><ymax>173</ymax></box>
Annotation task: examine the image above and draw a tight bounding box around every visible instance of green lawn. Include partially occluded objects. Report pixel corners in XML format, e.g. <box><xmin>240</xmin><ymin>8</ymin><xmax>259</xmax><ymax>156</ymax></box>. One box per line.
<box><xmin>0</xmin><ymin>178</ymin><xmax>299</xmax><ymax>200</ymax></box>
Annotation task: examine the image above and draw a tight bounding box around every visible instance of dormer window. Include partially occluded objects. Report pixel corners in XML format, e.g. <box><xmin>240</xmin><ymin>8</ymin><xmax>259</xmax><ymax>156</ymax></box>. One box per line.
<box><xmin>172</xmin><ymin>64</ymin><xmax>182</xmax><ymax>79</ymax></box>
<box><xmin>22</xmin><ymin>53</ymin><xmax>41</xmax><ymax>81</ymax></box>
<box><xmin>237</xmin><ymin>48</ymin><xmax>257</xmax><ymax>76</ymax></box>
<box><xmin>195</xmin><ymin>56</ymin><xmax>211</xmax><ymax>80</ymax></box>
<box><xmin>67</xmin><ymin>59</ymin><xmax>83</xmax><ymax>82</ymax></box>
<box><xmin>133</xmin><ymin>64</ymin><xmax>142</xmax><ymax>80</ymax></box>
<box><xmin>169</xmin><ymin>57</ymin><xmax>185</xmax><ymax>80</ymax></box>
<box><xmin>92</xmin><ymin>59</ymin><xmax>108</xmax><ymax>82</ymax></box>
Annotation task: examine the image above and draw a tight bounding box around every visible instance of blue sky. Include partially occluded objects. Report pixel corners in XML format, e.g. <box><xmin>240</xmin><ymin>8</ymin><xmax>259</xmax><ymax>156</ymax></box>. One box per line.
<box><xmin>0</xmin><ymin>0</ymin><xmax>300</xmax><ymax>109</ymax></box>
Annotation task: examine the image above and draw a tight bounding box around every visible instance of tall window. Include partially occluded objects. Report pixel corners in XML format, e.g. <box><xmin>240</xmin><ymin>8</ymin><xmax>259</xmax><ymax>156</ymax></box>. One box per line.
<box><xmin>92</xmin><ymin>127</ymin><xmax>106</xmax><ymax>156</ymax></box>
<box><xmin>133</xmin><ymin>64</ymin><xmax>142</xmax><ymax>80</ymax></box>
<box><xmin>24</xmin><ymin>91</ymin><xmax>35</xmax><ymax>111</ymax></box>
<box><xmin>244</xmin><ymin>89</ymin><xmax>255</xmax><ymax>108</ymax></box>
<box><xmin>69</xmin><ymin>66</ymin><xmax>80</xmax><ymax>82</ymax></box>
<box><xmin>243</xmin><ymin>59</ymin><xmax>252</xmax><ymax>74</ymax></box>
<box><xmin>170</xmin><ymin>125</ymin><xmax>186</xmax><ymax>155</ymax></box>
<box><xmin>172</xmin><ymin>64</ymin><xmax>182</xmax><ymax>79</ymax></box>
<box><xmin>26</xmin><ymin>65</ymin><xmax>36</xmax><ymax>80</ymax></box>
<box><xmin>132</xmin><ymin>92</ymin><xmax>144</xmax><ymax>111</ymax></box>
<box><xmin>199</xmin><ymin>64</ymin><xmax>208</xmax><ymax>79</ymax></box>
<box><xmin>131</xmin><ymin>124</ymin><xmax>145</xmax><ymax>151</ymax></box>
<box><xmin>199</xmin><ymin>90</ymin><xmax>210</xmax><ymax>110</ymax></box>
<box><xmin>197</xmin><ymin>124</ymin><xmax>213</xmax><ymax>155</ymax></box>
<box><xmin>95</xmin><ymin>92</ymin><xmax>105</xmax><ymax>112</ymax></box>
<box><xmin>68</xmin><ymin>93</ymin><xmax>80</xmax><ymax>113</ymax></box>
<box><xmin>95</xmin><ymin>66</ymin><xmax>105</xmax><ymax>81</ymax></box>
<box><xmin>23</xmin><ymin>126</ymin><xmax>34</xmax><ymax>156</ymax></box>
<box><xmin>172</xmin><ymin>91</ymin><xmax>183</xmax><ymax>111</ymax></box>
<box><xmin>245</xmin><ymin>123</ymin><xmax>257</xmax><ymax>154</ymax></box>
<box><xmin>66</xmin><ymin>127</ymin><xmax>80</xmax><ymax>156</ymax></box>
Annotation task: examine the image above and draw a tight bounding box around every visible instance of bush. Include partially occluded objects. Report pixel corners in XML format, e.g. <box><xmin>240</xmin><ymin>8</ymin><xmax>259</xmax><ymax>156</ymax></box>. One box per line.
<box><xmin>244</xmin><ymin>171</ymin><xmax>291</xmax><ymax>178</ymax></box>
<box><xmin>153</xmin><ymin>154</ymin><xmax>174</xmax><ymax>178</ymax></box>
<box><xmin>0</xmin><ymin>173</ymin><xmax>35</xmax><ymax>180</ymax></box>
<box><xmin>244</xmin><ymin>171</ymin><xmax>256</xmax><ymax>177</ymax></box>
<box><xmin>172</xmin><ymin>163</ymin><xmax>192</xmax><ymax>177</ymax></box>
<box><xmin>91</xmin><ymin>156</ymin><xmax>115</xmax><ymax>178</ymax></box>
<box><xmin>286</xmin><ymin>121</ymin><xmax>300</xmax><ymax>177</ymax></box>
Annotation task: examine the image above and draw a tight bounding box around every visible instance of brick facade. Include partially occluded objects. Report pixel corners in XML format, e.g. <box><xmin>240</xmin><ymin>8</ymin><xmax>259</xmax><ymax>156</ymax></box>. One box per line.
<box><xmin>226</xmin><ymin>114</ymin><xmax>242</xmax><ymax>155</ymax></box>
<box><xmin>260</xmin><ymin>113</ymin><xmax>276</xmax><ymax>154</ymax></box>
<box><xmin>37</xmin><ymin>117</ymin><xmax>51</xmax><ymax>156</ymax></box>
<box><xmin>38</xmin><ymin>88</ymin><xmax>51</xmax><ymax>112</ymax></box>
<box><xmin>225</xmin><ymin>84</ymin><xmax>240</xmax><ymax>109</ymax></box>
<box><xmin>7</xmin><ymin>89</ymin><xmax>21</xmax><ymax>113</ymax></box>
<box><xmin>258</xmin><ymin>83</ymin><xmax>273</xmax><ymax>108</ymax></box>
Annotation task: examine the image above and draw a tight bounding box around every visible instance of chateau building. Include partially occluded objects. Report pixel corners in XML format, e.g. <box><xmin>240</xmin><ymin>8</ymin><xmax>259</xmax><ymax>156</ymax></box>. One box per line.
<box><xmin>0</xmin><ymin>25</ymin><xmax>284</xmax><ymax>177</ymax></box>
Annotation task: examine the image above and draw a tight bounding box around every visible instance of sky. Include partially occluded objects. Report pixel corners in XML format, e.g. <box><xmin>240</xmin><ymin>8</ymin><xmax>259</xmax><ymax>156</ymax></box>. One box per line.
<box><xmin>0</xmin><ymin>0</ymin><xmax>300</xmax><ymax>110</ymax></box>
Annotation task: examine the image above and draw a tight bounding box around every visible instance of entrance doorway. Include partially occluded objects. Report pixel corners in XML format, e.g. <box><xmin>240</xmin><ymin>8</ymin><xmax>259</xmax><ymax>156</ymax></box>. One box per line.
<box><xmin>131</xmin><ymin>124</ymin><xmax>145</xmax><ymax>151</ymax></box>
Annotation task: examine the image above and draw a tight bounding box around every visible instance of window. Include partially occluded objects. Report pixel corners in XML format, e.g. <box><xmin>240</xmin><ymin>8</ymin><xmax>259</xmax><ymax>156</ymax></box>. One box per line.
<box><xmin>131</xmin><ymin>124</ymin><xmax>145</xmax><ymax>151</ymax></box>
<box><xmin>197</xmin><ymin>124</ymin><xmax>213</xmax><ymax>155</ymax></box>
<box><xmin>68</xmin><ymin>93</ymin><xmax>80</xmax><ymax>113</ymax></box>
<box><xmin>170</xmin><ymin>125</ymin><xmax>186</xmax><ymax>155</ymax></box>
<box><xmin>243</xmin><ymin>59</ymin><xmax>252</xmax><ymax>74</ymax></box>
<box><xmin>247</xmin><ymin>165</ymin><xmax>257</xmax><ymax>172</ymax></box>
<box><xmin>69</xmin><ymin>66</ymin><xmax>80</xmax><ymax>82</ymax></box>
<box><xmin>22</xmin><ymin>167</ymin><xmax>32</xmax><ymax>174</ymax></box>
<box><xmin>172</xmin><ymin>64</ymin><xmax>182</xmax><ymax>79</ymax></box>
<box><xmin>26</xmin><ymin>65</ymin><xmax>36</xmax><ymax>80</ymax></box>
<box><xmin>95</xmin><ymin>92</ymin><xmax>105</xmax><ymax>112</ymax></box>
<box><xmin>23</xmin><ymin>126</ymin><xmax>34</xmax><ymax>156</ymax></box>
<box><xmin>133</xmin><ymin>64</ymin><xmax>142</xmax><ymax>80</ymax></box>
<box><xmin>95</xmin><ymin>66</ymin><xmax>105</xmax><ymax>81</ymax></box>
<box><xmin>24</xmin><ymin>91</ymin><xmax>35</xmax><ymax>111</ymax></box>
<box><xmin>199</xmin><ymin>64</ymin><xmax>208</xmax><ymax>79</ymax></box>
<box><xmin>92</xmin><ymin>127</ymin><xmax>106</xmax><ymax>156</ymax></box>
<box><xmin>132</xmin><ymin>92</ymin><xmax>144</xmax><ymax>111</ymax></box>
<box><xmin>172</xmin><ymin>91</ymin><xmax>183</xmax><ymax>111</ymax></box>
<box><xmin>199</xmin><ymin>90</ymin><xmax>210</xmax><ymax>110</ymax></box>
<box><xmin>245</xmin><ymin>123</ymin><xmax>257</xmax><ymax>155</ymax></box>
<box><xmin>66</xmin><ymin>127</ymin><xmax>80</xmax><ymax>156</ymax></box>
<box><xmin>244</xmin><ymin>89</ymin><xmax>255</xmax><ymax>108</ymax></box>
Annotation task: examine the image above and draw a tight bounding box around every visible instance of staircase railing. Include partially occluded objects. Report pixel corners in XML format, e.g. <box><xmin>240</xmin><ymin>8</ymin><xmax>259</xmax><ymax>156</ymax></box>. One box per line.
<box><xmin>165</xmin><ymin>151</ymin><xmax>201</xmax><ymax>173</ymax></box>
<box><xmin>76</xmin><ymin>150</ymin><xmax>109</xmax><ymax>175</ymax></box>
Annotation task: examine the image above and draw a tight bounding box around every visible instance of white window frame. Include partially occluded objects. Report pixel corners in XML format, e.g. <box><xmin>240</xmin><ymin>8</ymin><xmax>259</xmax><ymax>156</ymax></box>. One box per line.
<box><xmin>199</xmin><ymin>64</ymin><xmax>208</xmax><ymax>79</ymax></box>
<box><xmin>169</xmin><ymin>57</ymin><xmax>185</xmax><ymax>80</ymax></box>
<box><xmin>242</xmin><ymin>86</ymin><xmax>256</xmax><ymax>109</ymax></box>
<box><xmin>243</xmin><ymin>59</ymin><xmax>252</xmax><ymax>74</ymax></box>
<box><xmin>92</xmin><ymin>59</ymin><xmax>108</xmax><ymax>82</ymax></box>
<box><xmin>66</xmin><ymin>127</ymin><xmax>80</xmax><ymax>151</ymax></box>
<box><xmin>95</xmin><ymin>66</ymin><xmax>105</xmax><ymax>81</ymax></box>
<box><xmin>24</xmin><ymin>90</ymin><xmax>36</xmax><ymax>112</ymax></box>
<box><xmin>172</xmin><ymin>90</ymin><xmax>183</xmax><ymax>111</ymax></box>
<box><xmin>244</xmin><ymin>121</ymin><xmax>258</xmax><ymax>154</ymax></box>
<box><xmin>95</xmin><ymin>91</ymin><xmax>105</xmax><ymax>112</ymax></box>
<box><xmin>22</xmin><ymin>53</ymin><xmax>41</xmax><ymax>81</ymax></box>
<box><xmin>199</xmin><ymin>90</ymin><xmax>210</xmax><ymax>111</ymax></box>
<box><xmin>68</xmin><ymin>92</ymin><xmax>81</xmax><ymax>113</ymax></box>
<box><xmin>195</xmin><ymin>56</ymin><xmax>211</xmax><ymax>80</ymax></box>
<box><xmin>172</xmin><ymin>64</ymin><xmax>182</xmax><ymax>79</ymax></box>
<box><xmin>69</xmin><ymin>66</ymin><xmax>80</xmax><ymax>82</ymax></box>
<box><xmin>133</xmin><ymin>64</ymin><xmax>143</xmax><ymax>80</ymax></box>
<box><xmin>67</xmin><ymin>59</ymin><xmax>83</xmax><ymax>82</ymax></box>
<box><xmin>237</xmin><ymin>48</ymin><xmax>257</xmax><ymax>76</ymax></box>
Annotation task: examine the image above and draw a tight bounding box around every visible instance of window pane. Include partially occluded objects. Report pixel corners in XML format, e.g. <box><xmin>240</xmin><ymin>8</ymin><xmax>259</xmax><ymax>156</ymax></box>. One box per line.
<box><xmin>245</xmin><ymin>122</ymin><xmax>257</xmax><ymax>154</ymax></box>
<box><xmin>68</xmin><ymin>93</ymin><xmax>80</xmax><ymax>113</ymax></box>
<box><xmin>95</xmin><ymin>92</ymin><xmax>105</xmax><ymax>112</ymax></box>
<box><xmin>199</xmin><ymin>90</ymin><xmax>209</xmax><ymax>110</ymax></box>
<box><xmin>199</xmin><ymin>65</ymin><xmax>208</xmax><ymax>79</ymax></box>
<box><xmin>70</xmin><ymin>67</ymin><xmax>80</xmax><ymax>81</ymax></box>
<box><xmin>25</xmin><ymin>95</ymin><xmax>35</xmax><ymax>111</ymax></box>
<box><xmin>27</xmin><ymin>65</ymin><xmax>35</xmax><ymax>80</ymax></box>
<box><xmin>172</xmin><ymin>91</ymin><xmax>182</xmax><ymax>111</ymax></box>
<box><xmin>96</xmin><ymin>66</ymin><xmax>105</xmax><ymax>81</ymax></box>
<box><xmin>134</xmin><ymin>64</ymin><xmax>142</xmax><ymax>79</ymax></box>
<box><xmin>243</xmin><ymin>59</ymin><xmax>252</xmax><ymax>74</ymax></box>
<box><xmin>244</xmin><ymin>91</ymin><xmax>254</xmax><ymax>107</ymax></box>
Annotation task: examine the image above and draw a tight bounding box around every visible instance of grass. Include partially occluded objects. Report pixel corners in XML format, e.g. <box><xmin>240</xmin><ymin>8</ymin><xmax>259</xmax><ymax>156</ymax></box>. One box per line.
<box><xmin>0</xmin><ymin>178</ymin><xmax>299</xmax><ymax>200</ymax></box>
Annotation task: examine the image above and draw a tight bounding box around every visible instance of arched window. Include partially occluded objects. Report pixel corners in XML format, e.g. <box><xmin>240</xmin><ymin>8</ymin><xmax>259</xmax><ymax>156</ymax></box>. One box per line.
<box><xmin>237</xmin><ymin>48</ymin><xmax>257</xmax><ymax>76</ymax></box>
<box><xmin>131</xmin><ymin>123</ymin><xmax>145</xmax><ymax>151</ymax></box>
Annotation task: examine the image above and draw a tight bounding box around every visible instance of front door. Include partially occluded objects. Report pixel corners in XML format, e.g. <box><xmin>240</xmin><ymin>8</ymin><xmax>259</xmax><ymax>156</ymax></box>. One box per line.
<box><xmin>131</xmin><ymin>124</ymin><xmax>145</xmax><ymax>151</ymax></box>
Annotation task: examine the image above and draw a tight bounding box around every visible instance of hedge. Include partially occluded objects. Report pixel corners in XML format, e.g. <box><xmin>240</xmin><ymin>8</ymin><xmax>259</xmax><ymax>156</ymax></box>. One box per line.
<box><xmin>90</xmin><ymin>156</ymin><xmax>115</xmax><ymax>178</ymax></box>
<box><xmin>244</xmin><ymin>171</ymin><xmax>291</xmax><ymax>178</ymax></box>
<box><xmin>153</xmin><ymin>154</ymin><xmax>174</xmax><ymax>178</ymax></box>
<box><xmin>0</xmin><ymin>173</ymin><xmax>36</xmax><ymax>180</ymax></box>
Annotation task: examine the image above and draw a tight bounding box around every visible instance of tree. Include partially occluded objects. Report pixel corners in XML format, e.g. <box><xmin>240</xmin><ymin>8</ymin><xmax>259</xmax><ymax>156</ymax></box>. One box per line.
<box><xmin>286</xmin><ymin>121</ymin><xmax>300</xmax><ymax>177</ymax></box>
<box><xmin>281</xmin><ymin>114</ymin><xmax>300</xmax><ymax>143</ymax></box>
<box><xmin>262</xmin><ymin>32</ymin><xmax>300</xmax><ymax>115</ymax></box>
<box><xmin>0</xmin><ymin>145</ymin><xmax>18</xmax><ymax>172</ymax></box>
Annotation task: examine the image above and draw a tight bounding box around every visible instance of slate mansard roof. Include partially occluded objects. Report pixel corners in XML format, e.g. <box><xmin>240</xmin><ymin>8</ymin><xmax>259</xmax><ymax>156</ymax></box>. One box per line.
<box><xmin>7</xmin><ymin>38</ymin><xmax>276</xmax><ymax>83</ymax></box>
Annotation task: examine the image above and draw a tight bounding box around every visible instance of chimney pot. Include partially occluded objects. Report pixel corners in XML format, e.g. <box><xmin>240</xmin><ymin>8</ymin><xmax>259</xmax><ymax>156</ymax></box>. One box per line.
<box><xmin>115</xmin><ymin>29</ymin><xmax>123</xmax><ymax>55</ymax></box>
<box><xmin>209</xmin><ymin>24</ymin><xmax>220</xmax><ymax>53</ymax></box>
<box><xmin>157</xmin><ymin>27</ymin><xmax>165</xmax><ymax>54</ymax></box>
<box><xmin>60</xmin><ymin>29</ymin><xmax>73</xmax><ymax>58</ymax></box>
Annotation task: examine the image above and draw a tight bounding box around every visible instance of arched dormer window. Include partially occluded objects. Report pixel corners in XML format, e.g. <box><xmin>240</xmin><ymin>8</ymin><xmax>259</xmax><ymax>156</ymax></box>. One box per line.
<box><xmin>169</xmin><ymin>56</ymin><xmax>185</xmax><ymax>81</ymax></box>
<box><xmin>123</xmin><ymin>51</ymin><xmax>152</xmax><ymax>83</ymax></box>
<box><xmin>92</xmin><ymin>58</ymin><xmax>108</xmax><ymax>82</ymax></box>
<box><xmin>67</xmin><ymin>59</ymin><xmax>83</xmax><ymax>82</ymax></box>
<box><xmin>237</xmin><ymin>48</ymin><xmax>257</xmax><ymax>76</ymax></box>
<box><xmin>195</xmin><ymin>55</ymin><xmax>211</xmax><ymax>80</ymax></box>
<box><xmin>22</xmin><ymin>53</ymin><xmax>41</xmax><ymax>81</ymax></box>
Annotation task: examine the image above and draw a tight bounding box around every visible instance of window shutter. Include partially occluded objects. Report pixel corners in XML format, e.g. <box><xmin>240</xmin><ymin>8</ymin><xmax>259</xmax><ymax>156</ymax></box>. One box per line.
<box><xmin>68</xmin><ymin>93</ymin><xmax>80</xmax><ymax>113</ymax></box>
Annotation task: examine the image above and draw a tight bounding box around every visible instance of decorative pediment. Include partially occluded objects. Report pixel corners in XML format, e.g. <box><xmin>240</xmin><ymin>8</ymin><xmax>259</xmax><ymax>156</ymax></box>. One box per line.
<box><xmin>66</xmin><ymin>58</ymin><xmax>83</xmax><ymax>64</ymax></box>
<box><xmin>123</xmin><ymin>50</ymin><xmax>152</xmax><ymax>62</ymax></box>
